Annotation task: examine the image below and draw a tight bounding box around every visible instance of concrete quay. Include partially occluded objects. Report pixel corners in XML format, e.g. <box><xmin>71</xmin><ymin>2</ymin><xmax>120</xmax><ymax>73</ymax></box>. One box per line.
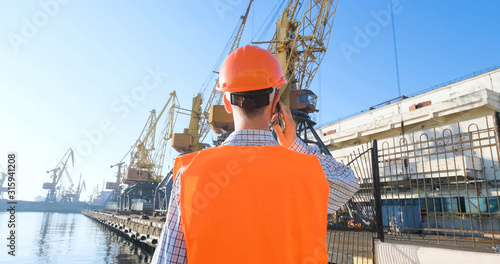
<box><xmin>82</xmin><ymin>210</ymin><xmax>165</xmax><ymax>253</ymax></box>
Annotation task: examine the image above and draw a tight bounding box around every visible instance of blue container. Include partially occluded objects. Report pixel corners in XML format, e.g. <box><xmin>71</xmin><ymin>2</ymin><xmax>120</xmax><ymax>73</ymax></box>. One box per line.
<box><xmin>442</xmin><ymin>197</ymin><xmax>460</xmax><ymax>213</ymax></box>
<box><xmin>382</xmin><ymin>200</ymin><xmax>421</xmax><ymax>234</ymax></box>
<box><xmin>465</xmin><ymin>198</ymin><xmax>488</xmax><ymax>213</ymax></box>
<box><xmin>420</xmin><ymin>198</ymin><xmax>442</xmax><ymax>212</ymax></box>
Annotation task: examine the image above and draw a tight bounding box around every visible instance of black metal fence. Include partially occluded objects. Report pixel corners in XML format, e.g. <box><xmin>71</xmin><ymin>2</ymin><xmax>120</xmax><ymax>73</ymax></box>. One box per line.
<box><xmin>329</xmin><ymin>116</ymin><xmax>500</xmax><ymax>263</ymax></box>
<box><xmin>377</xmin><ymin>118</ymin><xmax>500</xmax><ymax>250</ymax></box>
<box><xmin>327</xmin><ymin>141</ymin><xmax>382</xmax><ymax>264</ymax></box>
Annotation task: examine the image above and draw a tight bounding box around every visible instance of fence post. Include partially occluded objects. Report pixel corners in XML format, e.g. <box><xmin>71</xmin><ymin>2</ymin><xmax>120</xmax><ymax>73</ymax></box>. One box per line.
<box><xmin>372</xmin><ymin>139</ymin><xmax>384</xmax><ymax>242</ymax></box>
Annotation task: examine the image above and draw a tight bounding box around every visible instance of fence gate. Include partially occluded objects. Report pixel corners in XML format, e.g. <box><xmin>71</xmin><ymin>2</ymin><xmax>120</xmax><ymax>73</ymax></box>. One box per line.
<box><xmin>327</xmin><ymin>140</ymin><xmax>383</xmax><ymax>264</ymax></box>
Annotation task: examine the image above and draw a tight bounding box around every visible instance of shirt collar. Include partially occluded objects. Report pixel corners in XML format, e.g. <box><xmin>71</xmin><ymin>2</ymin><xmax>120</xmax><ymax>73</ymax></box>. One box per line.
<box><xmin>222</xmin><ymin>129</ymin><xmax>278</xmax><ymax>147</ymax></box>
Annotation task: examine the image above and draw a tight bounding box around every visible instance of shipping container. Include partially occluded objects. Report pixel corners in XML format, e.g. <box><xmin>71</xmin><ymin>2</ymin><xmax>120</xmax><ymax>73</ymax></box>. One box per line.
<box><xmin>382</xmin><ymin>199</ymin><xmax>421</xmax><ymax>234</ymax></box>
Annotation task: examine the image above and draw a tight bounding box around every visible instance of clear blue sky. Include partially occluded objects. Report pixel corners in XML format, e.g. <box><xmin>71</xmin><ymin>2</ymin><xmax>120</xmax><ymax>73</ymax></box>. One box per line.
<box><xmin>1</xmin><ymin>0</ymin><xmax>499</xmax><ymax>201</ymax></box>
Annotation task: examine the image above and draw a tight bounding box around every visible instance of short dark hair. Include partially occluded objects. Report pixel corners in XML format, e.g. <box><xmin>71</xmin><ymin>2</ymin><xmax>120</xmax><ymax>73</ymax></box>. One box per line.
<box><xmin>231</xmin><ymin>87</ymin><xmax>274</xmax><ymax>119</ymax></box>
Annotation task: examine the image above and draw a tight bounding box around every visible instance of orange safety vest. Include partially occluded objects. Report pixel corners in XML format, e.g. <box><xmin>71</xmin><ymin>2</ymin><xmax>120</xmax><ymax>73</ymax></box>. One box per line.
<box><xmin>174</xmin><ymin>144</ymin><xmax>329</xmax><ymax>264</ymax></box>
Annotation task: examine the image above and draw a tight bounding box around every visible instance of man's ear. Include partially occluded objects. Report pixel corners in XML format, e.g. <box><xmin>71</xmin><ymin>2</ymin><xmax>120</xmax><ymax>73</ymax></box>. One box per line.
<box><xmin>223</xmin><ymin>93</ymin><xmax>233</xmax><ymax>114</ymax></box>
<box><xmin>271</xmin><ymin>90</ymin><xmax>281</xmax><ymax>114</ymax></box>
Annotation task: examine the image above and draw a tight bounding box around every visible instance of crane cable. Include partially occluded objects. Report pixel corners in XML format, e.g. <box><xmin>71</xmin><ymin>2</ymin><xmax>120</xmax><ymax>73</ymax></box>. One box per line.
<box><xmin>201</xmin><ymin>0</ymin><xmax>281</xmax><ymax>95</ymax></box>
<box><xmin>252</xmin><ymin>0</ymin><xmax>286</xmax><ymax>43</ymax></box>
<box><xmin>200</xmin><ymin>26</ymin><xmax>237</xmax><ymax>94</ymax></box>
<box><xmin>252</xmin><ymin>0</ymin><xmax>254</xmax><ymax>39</ymax></box>
<box><xmin>390</xmin><ymin>0</ymin><xmax>404</xmax><ymax>137</ymax></box>
<box><xmin>200</xmin><ymin>0</ymin><xmax>259</xmax><ymax>95</ymax></box>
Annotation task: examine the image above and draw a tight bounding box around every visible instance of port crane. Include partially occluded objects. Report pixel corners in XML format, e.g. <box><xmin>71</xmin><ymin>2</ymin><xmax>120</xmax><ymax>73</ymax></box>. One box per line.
<box><xmin>74</xmin><ymin>173</ymin><xmax>85</xmax><ymax>202</ymax></box>
<box><xmin>266</xmin><ymin>0</ymin><xmax>337</xmax><ymax>112</ymax></box>
<box><xmin>125</xmin><ymin>91</ymin><xmax>179</xmax><ymax>183</ymax></box>
<box><xmin>107</xmin><ymin>145</ymin><xmax>135</xmax><ymax>202</ymax></box>
<box><xmin>60</xmin><ymin>169</ymin><xmax>75</xmax><ymax>202</ymax></box>
<box><xmin>60</xmin><ymin>172</ymin><xmax>85</xmax><ymax>202</ymax></box>
<box><xmin>109</xmin><ymin>161</ymin><xmax>125</xmax><ymax>201</ymax></box>
<box><xmin>44</xmin><ymin>148</ymin><xmax>74</xmax><ymax>202</ymax></box>
<box><xmin>266</xmin><ymin>0</ymin><xmax>338</xmax><ymax>154</ymax></box>
<box><xmin>118</xmin><ymin>92</ymin><xmax>179</xmax><ymax>211</ymax></box>
<box><xmin>171</xmin><ymin>0</ymin><xmax>254</xmax><ymax>153</ymax></box>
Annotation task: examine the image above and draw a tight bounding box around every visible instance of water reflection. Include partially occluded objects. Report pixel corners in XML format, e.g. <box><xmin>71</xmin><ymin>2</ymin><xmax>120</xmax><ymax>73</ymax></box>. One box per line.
<box><xmin>36</xmin><ymin>212</ymin><xmax>53</xmax><ymax>263</ymax></box>
<box><xmin>99</xmin><ymin>224</ymin><xmax>152</xmax><ymax>264</ymax></box>
<box><xmin>0</xmin><ymin>212</ymin><xmax>152</xmax><ymax>264</ymax></box>
<box><xmin>66</xmin><ymin>213</ymin><xmax>76</xmax><ymax>253</ymax></box>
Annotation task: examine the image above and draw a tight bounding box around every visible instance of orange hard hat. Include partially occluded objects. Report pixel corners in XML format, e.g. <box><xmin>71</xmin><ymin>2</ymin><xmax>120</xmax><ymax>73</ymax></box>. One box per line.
<box><xmin>217</xmin><ymin>45</ymin><xmax>287</xmax><ymax>93</ymax></box>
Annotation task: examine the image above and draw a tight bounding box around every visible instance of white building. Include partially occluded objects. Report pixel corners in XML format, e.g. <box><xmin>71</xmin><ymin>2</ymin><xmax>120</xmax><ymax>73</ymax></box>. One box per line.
<box><xmin>317</xmin><ymin>66</ymin><xmax>500</xmax><ymax>233</ymax></box>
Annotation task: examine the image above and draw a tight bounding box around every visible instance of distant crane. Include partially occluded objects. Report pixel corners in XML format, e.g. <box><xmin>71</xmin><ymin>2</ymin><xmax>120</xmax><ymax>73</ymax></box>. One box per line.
<box><xmin>119</xmin><ymin>92</ymin><xmax>179</xmax><ymax>211</ymax></box>
<box><xmin>44</xmin><ymin>148</ymin><xmax>74</xmax><ymax>202</ymax></box>
<box><xmin>124</xmin><ymin>91</ymin><xmax>179</xmax><ymax>183</ymax></box>
<box><xmin>109</xmin><ymin>162</ymin><xmax>125</xmax><ymax>201</ymax></box>
<box><xmin>75</xmin><ymin>173</ymin><xmax>85</xmax><ymax>202</ymax></box>
<box><xmin>60</xmin><ymin>172</ymin><xmax>85</xmax><ymax>203</ymax></box>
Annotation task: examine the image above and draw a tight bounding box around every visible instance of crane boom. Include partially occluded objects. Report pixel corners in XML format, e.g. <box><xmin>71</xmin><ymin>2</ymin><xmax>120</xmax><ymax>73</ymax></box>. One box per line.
<box><xmin>126</xmin><ymin>91</ymin><xmax>179</xmax><ymax>182</ymax></box>
<box><xmin>270</xmin><ymin>0</ymin><xmax>338</xmax><ymax>112</ymax></box>
<box><xmin>45</xmin><ymin>148</ymin><xmax>74</xmax><ymax>202</ymax></box>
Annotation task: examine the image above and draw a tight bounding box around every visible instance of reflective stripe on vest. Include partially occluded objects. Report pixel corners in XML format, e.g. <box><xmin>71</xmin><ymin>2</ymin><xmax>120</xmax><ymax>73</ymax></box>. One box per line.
<box><xmin>179</xmin><ymin>145</ymin><xmax>329</xmax><ymax>264</ymax></box>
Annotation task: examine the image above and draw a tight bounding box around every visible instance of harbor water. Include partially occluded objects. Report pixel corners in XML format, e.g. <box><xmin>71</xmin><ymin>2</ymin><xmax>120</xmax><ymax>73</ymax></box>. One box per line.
<box><xmin>0</xmin><ymin>212</ymin><xmax>153</xmax><ymax>264</ymax></box>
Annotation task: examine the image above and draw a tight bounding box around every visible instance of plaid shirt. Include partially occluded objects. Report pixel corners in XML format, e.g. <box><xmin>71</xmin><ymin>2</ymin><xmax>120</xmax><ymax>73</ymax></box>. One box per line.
<box><xmin>151</xmin><ymin>129</ymin><xmax>359</xmax><ymax>264</ymax></box>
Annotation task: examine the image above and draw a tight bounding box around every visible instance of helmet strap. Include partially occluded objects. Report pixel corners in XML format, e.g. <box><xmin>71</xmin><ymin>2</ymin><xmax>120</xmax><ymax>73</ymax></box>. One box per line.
<box><xmin>230</xmin><ymin>93</ymin><xmax>271</xmax><ymax>111</ymax></box>
<box><xmin>229</xmin><ymin>87</ymin><xmax>274</xmax><ymax>111</ymax></box>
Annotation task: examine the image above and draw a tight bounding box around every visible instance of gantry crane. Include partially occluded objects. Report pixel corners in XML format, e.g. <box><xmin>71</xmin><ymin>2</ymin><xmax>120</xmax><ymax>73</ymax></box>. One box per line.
<box><xmin>44</xmin><ymin>148</ymin><xmax>74</xmax><ymax>202</ymax></box>
<box><xmin>171</xmin><ymin>0</ymin><xmax>254</xmax><ymax>154</ymax></box>
<box><xmin>119</xmin><ymin>91</ymin><xmax>179</xmax><ymax>211</ymax></box>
